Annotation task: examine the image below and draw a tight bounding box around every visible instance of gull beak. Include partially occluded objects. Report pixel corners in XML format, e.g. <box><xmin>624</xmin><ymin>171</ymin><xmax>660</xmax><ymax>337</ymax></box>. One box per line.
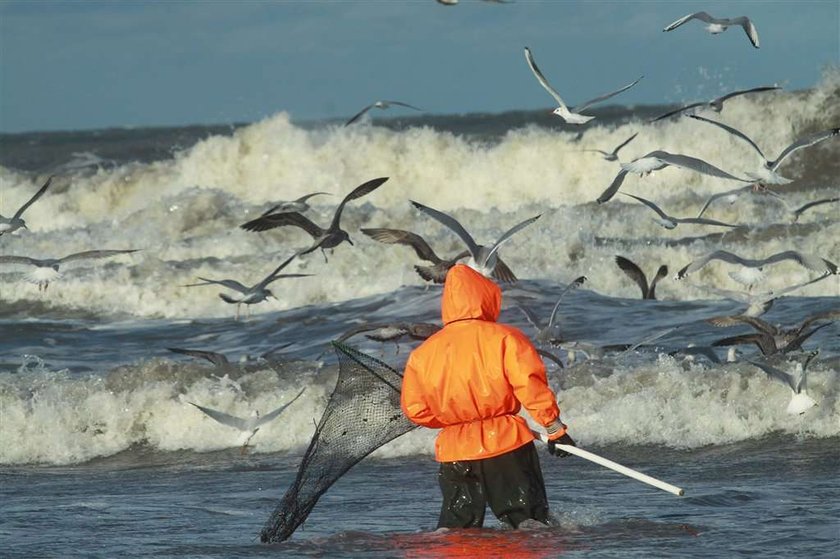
<box><xmin>347</xmin><ymin>238</ymin><xmax>354</xmax><ymax>246</ymax></box>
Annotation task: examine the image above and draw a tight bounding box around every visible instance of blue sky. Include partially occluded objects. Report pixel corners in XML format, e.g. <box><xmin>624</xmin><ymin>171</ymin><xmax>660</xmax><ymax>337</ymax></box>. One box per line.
<box><xmin>0</xmin><ymin>0</ymin><xmax>837</xmax><ymax>133</ymax></box>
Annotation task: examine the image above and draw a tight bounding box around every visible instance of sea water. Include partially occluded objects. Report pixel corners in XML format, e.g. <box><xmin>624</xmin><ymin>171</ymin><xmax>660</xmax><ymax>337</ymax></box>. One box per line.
<box><xmin>0</xmin><ymin>72</ymin><xmax>838</xmax><ymax>558</ymax></box>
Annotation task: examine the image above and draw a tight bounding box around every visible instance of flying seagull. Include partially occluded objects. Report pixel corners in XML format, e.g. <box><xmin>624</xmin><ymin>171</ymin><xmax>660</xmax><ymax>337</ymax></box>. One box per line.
<box><xmin>582</xmin><ymin>133</ymin><xmax>639</xmax><ymax>162</ymax></box>
<box><xmin>596</xmin><ymin>150</ymin><xmax>749</xmax><ymax>204</ymax></box>
<box><xmin>360</xmin><ymin>227</ymin><xmax>470</xmax><ymax>284</ymax></box>
<box><xmin>517</xmin><ymin>275</ymin><xmax>586</xmax><ymax>346</ymax></box>
<box><xmin>675</xmin><ymin>250</ymin><xmax>838</xmax><ymax>281</ymax></box>
<box><xmin>410</xmin><ymin>200</ymin><xmax>540</xmax><ymax>283</ymax></box>
<box><xmin>184</xmin><ymin>253</ymin><xmax>312</xmax><ymax>320</ymax></box>
<box><xmin>696</xmin><ymin>184</ymin><xmax>785</xmax><ymax>218</ymax></box>
<box><xmin>614</xmin><ymin>256</ymin><xmax>668</xmax><ymax>300</ymax></box>
<box><xmin>524</xmin><ymin>47</ymin><xmax>642</xmax><ymax>125</ymax></box>
<box><xmin>651</xmin><ymin>86</ymin><xmax>780</xmax><ymax>122</ymax></box>
<box><xmin>710</xmin><ymin>311</ymin><xmax>838</xmax><ymax>356</ymax></box>
<box><xmin>167</xmin><ymin>342</ymin><xmax>294</xmax><ymax>372</ymax></box>
<box><xmin>189</xmin><ymin>387</ymin><xmax>306</xmax><ymax>453</ymax></box>
<box><xmin>241</xmin><ymin>177</ymin><xmax>389</xmax><ymax>262</ymax></box>
<box><xmin>259</xmin><ymin>192</ymin><xmax>331</xmax><ymax>217</ymax></box>
<box><xmin>0</xmin><ymin>176</ymin><xmax>53</xmax><ymax>236</ymax></box>
<box><xmin>344</xmin><ymin>101</ymin><xmax>422</xmax><ymax>127</ymax></box>
<box><xmin>336</xmin><ymin>321</ymin><xmax>441</xmax><ymax>354</ymax></box>
<box><xmin>690</xmin><ymin>273</ymin><xmax>834</xmax><ymax>318</ymax></box>
<box><xmin>0</xmin><ymin>249</ymin><xmax>140</xmax><ymax>291</ymax></box>
<box><xmin>790</xmin><ymin>197</ymin><xmax>839</xmax><ymax>223</ymax></box>
<box><xmin>689</xmin><ymin>116</ymin><xmax>840</xmax><ymax>186</ymax></box>
<box><xmin>748</xmin><ymin>352</ymin><xmax>820</xmax><ymax>415</ymax></box>
<box><xmin>663</xmin><ymin>11</ymin><xmax>760</xmax><ymax>48</ymax></box>
<box><xmin>621</xmin><ymin>192</ymin><xmax>741</xmax><ymax>230</ymax></box>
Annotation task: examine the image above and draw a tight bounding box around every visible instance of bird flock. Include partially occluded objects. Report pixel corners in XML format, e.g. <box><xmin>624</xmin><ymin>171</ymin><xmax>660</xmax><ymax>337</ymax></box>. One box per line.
<box><xmin>2</xmin><ymin>6</ymin><xmax>838</xmax><ymax>429</ymax></box>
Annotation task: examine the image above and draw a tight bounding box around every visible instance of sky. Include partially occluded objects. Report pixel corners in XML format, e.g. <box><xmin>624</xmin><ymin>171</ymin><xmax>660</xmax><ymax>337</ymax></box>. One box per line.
<box><xmin>0</xmin><ymin>0</ymin><xmax>838</xmax><ymax>133</ymax></box>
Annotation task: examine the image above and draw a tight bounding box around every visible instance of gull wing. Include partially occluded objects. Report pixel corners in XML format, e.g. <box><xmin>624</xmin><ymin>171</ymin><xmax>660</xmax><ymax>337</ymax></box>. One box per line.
<box><xmin>516</xmin><ymin>304</ymin><xmax>543</xmax><ymax>330</ymax></box>
<box><xmin>762</xmin><ymin>251</ymin><xmax>838</xmax><ymax>275</ymax></box>
<box><xmin>344</xmin><ymin>104</ymin><xmax>376</xmax><ymax>126</ymax></box>
<box><xmin>655</xmin><ymin>152</ymin><xmax>750</xmax><ymax>182</ymax></box>
<box><xmin>548</xmin><ymin>275</ymin><xmax>587</xmax><ymax>327</ymax></box>
<box><xmin>612</xmin><ymin>132</ymin><xmax>639</xmax><ymax>156</ymax></box>
<box><xmin>490</xmin><ymin>256</ymin><xmax>517</xmax><ymax>283</ymax></box>
<box><xmin>572</xmin><ymin>75</ymin><xmax>643</xmax><ymax>114</ymax></box>
<box><xmin>330</xmin><ymin>177</ymin><xmax>389</xmax><ymax>230</ymax></box>
<box><xmin>770</xmin><ymin>128</ymin><xmax>840</xmax><ymax>170</ymax></box>
<box><xmin>185</xmin><ymin>277</ymin><xmax>250</xmax><ymax>294</ymax></box>
<box><xmin>0</xmin><ymin>255</ymin><xmax>39</xmax><ymax>266</ymax></box>
<box><xmin>259</xmin><ymin>252</ymin><xmax>303</xmax><ymax>288</ymax></box>
<box><xmin>678</xmin><ymin>216</ymin><xmax>740</xmax><ymax>228</ymax></box>
<box><xmin>697</xmin><ymin>185</ymin><xmax>752</xmax><ymax>218</ymax></box>
<box><xmin>190</xmin><ymin>402</ymin><xmax>249</xmax><ymax>431</ymax></box>
<box><xmin>648</xmin><ymin>266</ymin><xmax>669</xmax><ymax>300</ymax></box>
<box><xmin>662</xmin><ymin>11</ymin><xmax>714</xmax><ymax>32</ymax></box>
<box><xmin>59</xmin><ymin>249</ymin><xmax>140</xmax><ymax>264</ymax></box>
<box><xmin>382</xmin><ymin>100</ymin><xmax>423</xmax><ymax>112</ymax></box>
<box><xmin>651</xmin><ymin>102</ymin><xmax>705</xmax><ymax>123</ymax></box>
<box><xmin>688</xmin><ymin>115</ymin><xmax>766</xmax><ymax>159</ymax></box>
<box><xmin>361</xmin><ymin>228</ymin><xmax>443</xmax><ymax>263</ymax></box>
<box><xmin>748</xmin><ymin>361</ymin><xmax>794</xmax><ymax>391</ymax></box>
<box><xmin>485</xmin><ymin>214</ymin><xmax>541</xmax><ymax>263</ymax></box>
<box><xmin>410</xmin><ymin>201</ymin><xmax>480</xmax><ymax>257</ymax></box>
<box><xmin>798</xmin><ymin>309</ymin><xmax>840</xmax><ymax>332</ymax></box>
<box><xmin>621</xmin><ymin>192</ymin><xmax>671</xmax><ymax>221</ymax></box>
<box><xmin>729</xmin><ymin>16</ymin><xmax>760</xmax><ymax>48</ymax></box>
<box><xmin>715</xmin><ymin>86</ymin><xmax>780</xmax><ymax>104</ymax></box>
<box><xmin>615</xmin><ymin>256</ymin><xmax>650</xmax><ymax>299</ymax></box>
<box><xmin>167</xmin><ymin>347</ymin><xmax>231</xmax><ymax>367</ymax></box>
<box><xmin>596</xmin><ymin>168</ymin><xmax>629</xmax><ymax>204</ymax></box>
<box><xmin>241</xmin><ymin>211</ymin><xmax>324</xmax><ymax>236</ymax></box>
<box><xmin>255</xmin><ymin>388</ymin><xmax>306</xmax><ymax>427</ymax></box>
<box><xmin>792</xmin><ymin>197</ymin><xmax>839</xmax><ymax>220</ymax></box>
<box><xmin>13</xmin><ymin>176</ymin><xmax>53</xmax><ymax>219</ymax></box>
<box><xmin>712</xmin><ymin>333</ymin><xmax>775</xmax><ymax>355</ymax></box>
<box><xmin>523</xmin><ymin>47</ymin><xmax>569</xmax><ymax>111</ymax></box>
<box><xmin>535</xmin><ymin>348</ymin><xmax>564</xmax><ymax>368</ymax></box>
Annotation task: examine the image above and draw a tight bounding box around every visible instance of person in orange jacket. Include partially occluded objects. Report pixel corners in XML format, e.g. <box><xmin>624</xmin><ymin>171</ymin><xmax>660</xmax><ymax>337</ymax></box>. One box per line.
<box><xmin>401</xmin><ymin>263</ymin><xmax>575</xmax><ymax>529</ymax></box>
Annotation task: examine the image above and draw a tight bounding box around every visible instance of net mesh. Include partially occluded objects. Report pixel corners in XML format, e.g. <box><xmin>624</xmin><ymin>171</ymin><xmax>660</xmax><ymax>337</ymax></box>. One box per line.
<box><xmin>260</xmin><ymin>341</ymin><xmax>417</xmax><ymax>543</ymax></box>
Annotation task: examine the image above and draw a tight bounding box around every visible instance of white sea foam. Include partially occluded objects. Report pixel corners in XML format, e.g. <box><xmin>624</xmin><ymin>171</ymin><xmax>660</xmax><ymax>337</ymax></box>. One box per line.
<box><xmin>1</xmin><ymin>354</ymin><xmax>837</xmax><ymax>466</ymax></box>
<box><xmin>0</xmin><ymin>73</ymin><xmax>837</xmax><ymax>317</ymax></box>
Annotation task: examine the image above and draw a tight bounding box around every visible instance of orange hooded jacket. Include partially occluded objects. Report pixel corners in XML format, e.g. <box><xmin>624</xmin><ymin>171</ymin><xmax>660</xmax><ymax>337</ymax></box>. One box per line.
<box><xmin>401</xmin><ymin>264</ymin><xmax>561</xmax><ymax>462</ymax></box>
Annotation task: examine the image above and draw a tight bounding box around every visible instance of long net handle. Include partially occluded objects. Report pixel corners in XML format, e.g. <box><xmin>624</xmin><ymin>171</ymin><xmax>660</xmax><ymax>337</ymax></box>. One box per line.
<box><xmin>533</xmin><ymin>431</ymin><xmax>685</xmax><ymax>497</ymax></box>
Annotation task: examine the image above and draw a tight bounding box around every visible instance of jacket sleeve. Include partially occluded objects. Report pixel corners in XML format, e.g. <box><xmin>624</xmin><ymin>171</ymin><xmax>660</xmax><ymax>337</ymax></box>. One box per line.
<box><xmin>502</xmin><ymin>329</ymin><xmax>561</xmax><ymax>428</ymax></box>
<box><xmin>401</xmin><ymin>353</ymin><xmax>446</xmax><ymax>429</ymax></box>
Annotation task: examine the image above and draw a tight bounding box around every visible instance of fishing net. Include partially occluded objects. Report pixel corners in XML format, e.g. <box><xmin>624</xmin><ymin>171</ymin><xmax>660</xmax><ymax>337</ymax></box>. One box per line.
<box><xmin>260</xmin><ymin>341</ymin><xmax>417</xmax><ymax>543</ymax></box>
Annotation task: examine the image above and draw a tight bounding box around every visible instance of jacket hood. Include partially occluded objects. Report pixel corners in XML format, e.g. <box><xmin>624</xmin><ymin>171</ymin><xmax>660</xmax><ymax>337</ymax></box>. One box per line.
<box><xmin>441</xmin><ymin>264</ymin><xmax>501</xmax><ymax>324</ymax></box>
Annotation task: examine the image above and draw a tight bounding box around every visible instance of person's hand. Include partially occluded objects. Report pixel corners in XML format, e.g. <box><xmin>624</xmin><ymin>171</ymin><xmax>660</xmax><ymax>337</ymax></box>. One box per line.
<box><xmin>547</xmin><ymin>433</ymin><xmax>576</xmax><ymax>458</ymax></box>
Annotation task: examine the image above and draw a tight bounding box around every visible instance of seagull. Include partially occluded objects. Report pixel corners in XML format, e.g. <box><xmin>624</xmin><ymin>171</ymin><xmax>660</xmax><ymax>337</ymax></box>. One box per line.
<box><xmin>690</xmin><ymin>273</ymin><xmax>834</xmax><ymax>318</ymax></box>
<box><xmin>596</xmin><ymin>150</ymin><xmax>750</xmax><ymax>204</ymax></box>
<box><xmin>651</xmin><ymin>86</ymin><xmax>780</xmax><ymax>122</ymax></box>
<box><xmin>614</xmin><ymin>256</ymin><xmax>668</xmax><ymax>300</ymax></box>
<box><xmin>524</xmin><ymin>47</ymin><xmax>642</xmax><ymax>125</ymax></box>
<box><xmin>689</xmin><ymin>116</ymin><xmax>840</xmax><ymax>186</ymax></box>
<box><xmin>621</xmin><ymin>192</ymin><xmax>741</xmax><ymax>230</ymax></box>
<box><xmin>336</xmin><ymin>321</ymin><xmax>441</xmax><ymax>354</ymax></box>
<box><xmin>675</xmin><ymin>250</ymin><xmax>838</xmax><ymax>282</ymax></box>
<box><xmin>696</xmin><ymin>184</ymin><xmax>785</xmax><ymax>218</ymax></box>
<box><xmin>0</xmin><ymin>176</ymin><xmax>52</xmax><ymax>236</ymax></box>
<box><xmin>0</xmin><ymin>249</ymin><xmax>139</xmax><ymax>291</ymax></box>
<box><xmin>184</xmin><ymin>253</ymin><xmax>312</xmax><ymax>320</ymax></box>
<box><xmin>790</xmin><ymin>197</ymin><xmax>839</xmax><ymax>223</ymax></box>
<box><xmin>344</xmin><ymin>101</ymin><xmax>422</xmax><ymax>127</ymax></box>
<box><xmin>259</xmin><ymin>192</ymin><xmax>331</xmax><ymax>217</ymax></box>
<box><xmin>581</xmin><ymin>133</ymin><xmax>639</xmax><ymax>162</ymax></box>
<box><xmin>748</xmin><ymin>352</ymin><xmax>819</xmax><ymax>415</ymax></box>
<box><xmin>517</xmin><ymin>276</ymin><xmax>586</xmax><ymax>346</ymax></box>
<box><xmin>189</xmin><ymin>387</ymin><xmax>306</xmax><ymax>453</ymax></box>
<box><xmin>710</xmin><ymin>311</ymin><xmax>838</xmax><ymax>356</ymax></box>
<box><xmin>663</xmin><ymin>11</ymin><xmax>760</xmax><ymax>48</ymax></box>
<box><xmin>410</xmin><ymin>200</ymin><xmax>540</xmax><ymax>283</ymax></box>
<box><xmin>360</xmin><ymin>227</ymin><xmax>470</xmax><ymax>284</ymax></box>
<box><xmin>240</xmin><ymin>177</ymin><xmax>388</xmax><ymax>262</ymax></box>
<box><xmin>168</xmin><ymin>343</ymin><xmax>295</xmax><ymax>379</ymax></box>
